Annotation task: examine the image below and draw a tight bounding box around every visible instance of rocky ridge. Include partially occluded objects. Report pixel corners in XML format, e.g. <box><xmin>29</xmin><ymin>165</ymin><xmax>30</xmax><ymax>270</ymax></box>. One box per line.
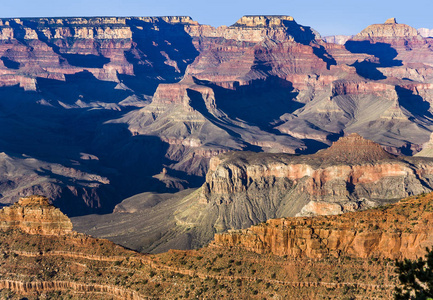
<box><xmin>73</xmin><ymin>134</ymin><xmax>433</xmax><ymax>253</ymax></box>
<box><xmin>213</xmin><ymin>192</ymin><xmax>433</xmax><ymax>260</ymax></box>
<box><xmin>199</xmin><ymin>134</ymin><xmax>433</xmax><ymax>218</ymax></box>
<box><xmin>6</xmin><ymin>191</ymin><xmax>433</xmax><ymax>298</ymax></box>
<box><xmin>0</xmin><ymin>192</ymin><xmax>399</xmax><ymax>299</ymax></box>
<box><xmin>1</xmin><ymin>15</ymin><xmax>433</xmax><ymax>217</ymax></box>
<box><xmin>0</xmin><ymin>195</ymin><xmax>72</xmax><ymax>235</ymax></box>
<box><xmin>6</xmin><ymin>191</ymin><xmax>433</xmax><ymax>299</ymax></box>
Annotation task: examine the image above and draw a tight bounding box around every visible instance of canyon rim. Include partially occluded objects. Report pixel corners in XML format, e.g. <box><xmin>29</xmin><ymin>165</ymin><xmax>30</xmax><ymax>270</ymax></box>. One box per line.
<box><xmin>0</xmin><ymin>13</ymin><xmax>433</xmax><ymax>299</ymax></box>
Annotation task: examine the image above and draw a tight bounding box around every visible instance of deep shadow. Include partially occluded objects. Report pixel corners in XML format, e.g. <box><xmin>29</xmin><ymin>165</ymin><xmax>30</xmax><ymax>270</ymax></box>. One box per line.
<box><xmin>192</xmin><ymin>76</ymin><xmax>303</xmax><ymax>130</ymax></box>
<box><xmin>7</xmin><ymin>20</ymin><xmax>29</xmax><ymax>46</ymax></box>
<box><xmin>0</xmin><ymin>84</ymin><xmax>132</xmax><ymax>216</ymax></box>
<box><xmin>36</xmin><ymin>70</ymin><xmax>132</xmax><ymax>104</ymax></box>
<box><xmin>296</xmin><ymin>139</ymin><xmax>329</xmax><ymax>155</ymax></box>
<box><xmin>296</xmin><ymin>130</ymin><xmax>343</xmax><ymax>155</ymax></box>
<box><xmin>345</xmin><ymin>40</ymin><xmax>402</xmax><ymax>66</ymax></box>
<box><xmin>351</xmin><ymin>60</ymin><xmax>386</xmax><ymax>80</ymax></box>
<box><xmin>0</xmin><ymin>56</ymin><xmax>20</xmax><ymax>69</ymax></box>
<box><xmin>312</xmin><ymin>45</ymin><xmax>337</xmax><ymax>70</ymax></box>
<box><xmin>399</xmin><ymin>143</ymin><xmax>416</xmax><ymax>156</ymax></box>
<box><xmin>90</xmin><ymin>123</ymin><xmax>186</xmax><ymax>199</ymax></box>
<box><xmin>35</xmin><ymin>167</ymin><xmax>119</xmax><ymax>217</ymax></box>
<box><xmin>61</xmin><ymin>53</ymin><xmax>110</xmax><ymax>68</ymax></box>
<box><xmin>345</xmin><ymin>40</ymin><xmax>403</xmax><ymax>80</ymax></box>
<box><xmin>396</xmin><ymin>86</ymin><xmax>433</xmax><ymax>121</ymax></box>
<box><xmin>119</xmin><ymin>18</ymin><xmax>199</xmax><ymax>95</ymax></box>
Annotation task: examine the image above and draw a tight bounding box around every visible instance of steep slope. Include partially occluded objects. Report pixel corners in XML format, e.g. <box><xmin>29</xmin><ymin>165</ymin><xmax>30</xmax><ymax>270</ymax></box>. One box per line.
<box><xmin>1</xmin><ymin>16</ymin><xmax>433</xmax><ymax>217</ymax></box>
<box><xmin>214</xmin><ymin>191</ymin><xmax>433</xmax><ymax>260</ymax></box>
<box><xmin>0</xmin><ymin>17</ymin><xmax>201</xmax><ymax>214</ymax></box>
<box><xmin>73</xmin><ymin>134</ymin><xmax>433</xmax><ymax>253</ymax></box>
<box><xmin>277</xmin><ymin>18</ymin><xmax>433</xmax><ymax>152</ymax></box>
<box><xmin>8</xmin><ymin>194</ymin><xmax>433</xmax><ymax>299</ymax></box>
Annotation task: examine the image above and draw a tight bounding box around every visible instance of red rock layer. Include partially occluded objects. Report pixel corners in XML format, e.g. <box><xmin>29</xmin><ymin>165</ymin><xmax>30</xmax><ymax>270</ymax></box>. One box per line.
<box><xmin>0</xmin><ymin>195</ymin><xmax>73</xmax><ymax>235</ymax></box>
<box><xmin>212</xmin><ymin>192</ymin><xmax>433</xmax><ymax>260</ymax></box>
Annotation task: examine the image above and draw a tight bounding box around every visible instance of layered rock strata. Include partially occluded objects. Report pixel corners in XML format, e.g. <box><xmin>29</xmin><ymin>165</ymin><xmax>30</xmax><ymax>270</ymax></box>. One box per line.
<box><xmin>213</xmin><ymin>192</ymin><xmax>433</xmax><ymax>260</ymax></box>
<box><xmin>0</xmin><ymin>195</ymin><xmax>73</xmax><ymax>235</ymax></box>
<box><xmin>0</xmin><ymin>196</ymin><xmax>397</xmax><ymax>299</ymax></box>
<box><xmin>200</xmin><ymin>134</ymin><xmax>433</xmax><ymax>218</ymax></box>
<box><xmin>2</xmin><ymin>15</ymin><xmax>433</xmax><ymax>216</ymax></box>
<box><xmin>72</xmin><ymin>134</ymin><xmax>433</xmax><ymax>253</ymax></box>
<box><xmin>170</xmin><ymin>134</ymin><xmax>433</xmax><ymax>245</ymax></box>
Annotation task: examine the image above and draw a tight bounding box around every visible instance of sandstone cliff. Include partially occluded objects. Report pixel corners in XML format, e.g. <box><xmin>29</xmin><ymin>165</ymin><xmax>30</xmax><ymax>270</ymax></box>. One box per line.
<box><xmin>0</xmin><ymin>195</ymin><xmax>72</xmax><ymax>235</ymax></box>
<box><xmin>73</xmin><ymin>134</ymin><xmax>433</xmax><ymax>254</ymax></box>
<box><xmin>199</xmin><ymin>134</ymin><xmax>433</xmax><ymax>219</ymax></box>
<box><xmin>354</xmin><ymin>18</ymin><xmax>419</xmax><ymax>39</ymax></box>
<box><xmin>2</xmin><ymin>15</ymin><xmax>433</xmax><ymax>217</ymax></box>
<box><xmin>0</xmin><ymin>197</ymin><xmax>397</xmax><ymax>300</ymax></box>
<box><xmin>213</xmin><ymin>191</ymin><xmax>433</xmax><ymax>260</ymax></box>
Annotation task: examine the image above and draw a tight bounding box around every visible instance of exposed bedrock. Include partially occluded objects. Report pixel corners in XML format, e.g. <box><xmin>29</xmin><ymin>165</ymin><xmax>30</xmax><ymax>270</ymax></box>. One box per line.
<box><xmin>213</xmin><ymin>192</ymin><xmax>433</xmax><ymax>260</ymax></box>
<box><xmin>72</xmin><ymin>135</ymin><xmax>433</xmax><ymax>253</ymax></box>
<box><xmin>1</xmin><ymin>15</ymin><xmax>433</xmax><ymax>217</ymax></box>
<box><xmin>0</xmin><ymin>195</ymin><xmax>73</xmax><ymax>235</ymax></box>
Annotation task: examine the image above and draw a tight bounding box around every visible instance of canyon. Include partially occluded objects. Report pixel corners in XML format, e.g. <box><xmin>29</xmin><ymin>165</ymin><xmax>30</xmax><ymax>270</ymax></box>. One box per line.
<box><xmin>3</xmin><ymin>193</ymin><xmax>433</xmax><ymax>298</ymax></box>
<box><xmin>73</xmin><ymin>134</ymin><xmax>433</xmax><ymax>253</ymax></box>
<box><xmin>2</xmin><ymin>13</ymin><xmax>433</xmax><ymax>299</ymax></box>
<box><xmin>0</xmin><ymin>15</ymin><xmax>433</xmax><ymax>218</ymax></box>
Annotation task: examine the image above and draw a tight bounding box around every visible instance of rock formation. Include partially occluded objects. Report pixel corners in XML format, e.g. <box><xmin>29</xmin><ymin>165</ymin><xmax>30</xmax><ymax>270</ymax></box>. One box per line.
<box><xmin>322</xmin><ymin>35</ymin><xmax>353</xmax><ymax>45</ymax></box>
<box><xmin>1</xmin><ymin>15</ymin><xmax>433</xmax><ymax>217</ymax></box>
<box><xmin>0</xmin><ymin>193</ymin><xmax>400</xmax><ymax>299</ymax></box>
<box><xmin>72</xmin><ymin>134</ymin><xmax>433</xmax><ymax>253</ymax></box>
<box><xmin>353</xmin><ymin>17</ymin><xmax>419</xmax><ymax>39</ymax></box>
<box><xmin>415</xmin><ymin>132</ymin><xmax>433</xmax><ymax>157</ymax></box>
<box><xmin>213</xmin><ymin>192</ymin><xmax>433</xmax><ymax>260</ymax></box>
<box><xmin>198</xmin><ymin>134</ymin><xmax>433</xmax><ymax>221</ymax></box>
<box><xmin>418</xmin><ymin>28</ymin><xmax>433</xmax><ymax>37</ymax></box>
<box><xmin>0</xmin><ymin>195</ymin><xmax>73</xmax><ymax>234</ymax></box>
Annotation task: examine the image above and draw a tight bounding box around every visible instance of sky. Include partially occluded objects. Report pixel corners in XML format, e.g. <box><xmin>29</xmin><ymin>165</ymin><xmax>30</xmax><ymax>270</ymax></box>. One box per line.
<box><xmin>1</xmin><ymin>0</ymin><xmax>432</xmax><ymax>36</ymax></box>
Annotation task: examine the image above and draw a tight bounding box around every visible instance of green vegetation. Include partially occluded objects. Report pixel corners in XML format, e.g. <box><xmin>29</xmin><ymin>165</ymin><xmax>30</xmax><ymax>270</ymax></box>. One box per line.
<box><xmin>395</xmin><ymin>248</ymin><xmax>433</xmax><ymax>299</ymax></box>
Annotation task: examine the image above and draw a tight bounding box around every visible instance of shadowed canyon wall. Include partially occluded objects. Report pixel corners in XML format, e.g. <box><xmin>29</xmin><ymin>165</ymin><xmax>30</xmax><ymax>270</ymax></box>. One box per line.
<box><xmin>1</xmin><ymin>16</ymin><xmax>433</xmax><ymax>217</ymax></box>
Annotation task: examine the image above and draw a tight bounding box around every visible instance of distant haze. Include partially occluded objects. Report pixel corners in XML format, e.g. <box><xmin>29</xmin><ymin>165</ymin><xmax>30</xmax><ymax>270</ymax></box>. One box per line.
<box><xmin>2</xmin><ymin>0</ymin><xmax>432</xmax><ymax>36</ymax></box>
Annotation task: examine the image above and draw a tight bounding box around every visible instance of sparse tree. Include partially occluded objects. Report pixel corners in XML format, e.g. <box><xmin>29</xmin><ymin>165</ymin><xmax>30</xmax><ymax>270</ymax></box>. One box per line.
<box><xmin>394</xmin><ymin>248</ymin><xmax>433</xmax><ymax>299</ymax></box>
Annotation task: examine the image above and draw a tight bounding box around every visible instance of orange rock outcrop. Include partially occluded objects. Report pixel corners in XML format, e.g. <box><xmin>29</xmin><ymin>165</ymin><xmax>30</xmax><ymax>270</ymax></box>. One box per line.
<box><xmin>213</xmin><ymin>193</ymin><xmax>433</xmax><ymax>260</ymax></box>
<box><xmin>0</xmin><ymin>195</ymin><xmax>73</xmax><ymax>235</ymax></box>
<box><xmin>202</xmin><ymin>134</ymin><xmax>433</xmax><ymax>210</ymax></box>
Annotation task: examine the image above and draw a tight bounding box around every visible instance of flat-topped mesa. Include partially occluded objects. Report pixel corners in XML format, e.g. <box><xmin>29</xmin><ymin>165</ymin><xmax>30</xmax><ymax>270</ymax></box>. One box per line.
<box><xmin>0</xmin><ymin>195</ymin><xmax>73</xmax><ymax>235</ymax></box>
<box><xmin>0</xmin><ymin>16</ymin><xmax>197</xmax><ymax>27</ymax></box>
<box><xmin>353</xmin><ymin>18</ymin><xmax>419</xmax><ymax>39</ymax></box>
<box><xmin>197</xmin><ymin>15</ymin><xmax>321</xmax><ymax>43</ymax></box>
<box><xmin>233</xmin><ymin>15</ymin><xmax>295</xmax><ymax>27</ymax></box>
<box><xmin>384</xmin><ymin>17</ymin><xmax>397</xmax><ymax>24</ymax></box>
<box><xmin>312</xmin><ymin>133</ymin><xmax>395</xmax><ymax>164</ymax></box>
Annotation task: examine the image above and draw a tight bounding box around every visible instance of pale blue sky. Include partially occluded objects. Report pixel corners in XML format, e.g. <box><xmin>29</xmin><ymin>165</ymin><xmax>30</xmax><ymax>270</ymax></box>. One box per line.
<box><xmin>1</xmin><ymin>0</ymin><xmax>432</xmax><ymax>36</ymax></box>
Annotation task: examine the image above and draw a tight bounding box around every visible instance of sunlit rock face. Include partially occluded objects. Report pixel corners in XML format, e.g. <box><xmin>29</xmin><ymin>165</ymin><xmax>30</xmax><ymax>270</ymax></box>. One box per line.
<box><xmin>0</xmin><ymin>195</ymin><xmax>73</xmax><ymax>235</ymax></box>
<box><xmin>213</xmin><ymin>192</ymin><xmax>433</xmax><ymax>260</ymax></box>
<box><xmin>200</xmin><ymin>134</ymin><xmax>433</xmax><ymax>225</ymax></box>
<box><xmin>1</xmin><ymin>16</ymin><xmax>433</xmax><ymax>218</ymax></box>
